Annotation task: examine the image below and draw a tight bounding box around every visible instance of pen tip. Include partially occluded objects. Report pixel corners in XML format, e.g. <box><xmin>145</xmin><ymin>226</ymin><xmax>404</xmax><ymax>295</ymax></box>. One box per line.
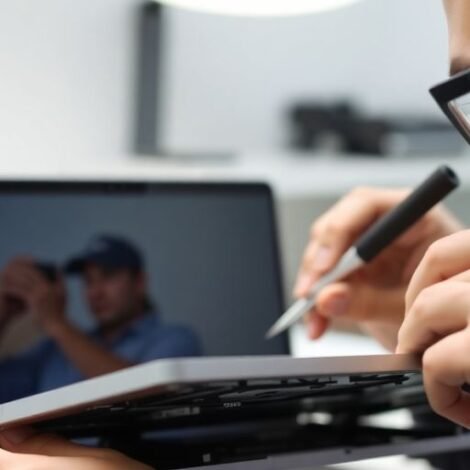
<box><xmin>265</xmin><ymin>326</ymin><xmax>278</xmax><ymax>340</ymax></box>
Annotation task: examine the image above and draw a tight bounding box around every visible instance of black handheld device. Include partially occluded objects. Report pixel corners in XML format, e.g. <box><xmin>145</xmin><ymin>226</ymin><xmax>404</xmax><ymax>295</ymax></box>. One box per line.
<box><xmin>356</xmin><ymin>165</ymin><xmax>459</xmax><ymax>261</ymax></box>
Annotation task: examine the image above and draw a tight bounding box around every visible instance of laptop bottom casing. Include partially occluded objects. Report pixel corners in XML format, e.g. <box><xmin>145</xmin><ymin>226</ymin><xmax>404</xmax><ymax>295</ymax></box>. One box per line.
<box><xmin>1</xmin><ymin>354</ymin><xmax>469</xmax><ymax>468</ymax></box>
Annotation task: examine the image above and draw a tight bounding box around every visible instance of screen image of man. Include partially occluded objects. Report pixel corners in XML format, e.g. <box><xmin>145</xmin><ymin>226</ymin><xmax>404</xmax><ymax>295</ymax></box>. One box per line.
<box><xmin>0</xmin><ymin>235</ymin><xmax>202</xmax><ymax>404</ymax></box>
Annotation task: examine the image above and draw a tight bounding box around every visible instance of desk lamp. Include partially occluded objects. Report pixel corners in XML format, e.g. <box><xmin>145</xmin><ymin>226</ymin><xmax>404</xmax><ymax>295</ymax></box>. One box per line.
<box><xmin>153</xmin><ymin>0</ymin><xmax>361</xmax><ymax>17</ymax></box>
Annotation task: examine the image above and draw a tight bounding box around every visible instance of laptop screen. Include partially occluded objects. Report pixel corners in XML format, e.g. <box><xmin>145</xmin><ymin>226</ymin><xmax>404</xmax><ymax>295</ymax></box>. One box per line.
<box><xmin>0</xmin><ymin>181</ymin><xmax>287</xmax><ymax>403</ymax></box>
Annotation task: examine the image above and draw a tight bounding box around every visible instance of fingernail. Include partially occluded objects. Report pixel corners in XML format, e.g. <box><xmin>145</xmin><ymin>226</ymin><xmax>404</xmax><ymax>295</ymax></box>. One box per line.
<box><xmin>307</xmin><ymin>313</ymin><xmax>323</xmax><ymax>340</ymax></box>
<box><xmin>308</xmin><ymin>319</ymin><xmax>320</xmax><ymax>339</ymax></box>
<box><xmin>323</xmin><ymin>294</ymin><xmax>349</xmax><ymax>317</ymax></box>
<box><xmin>314</xmin><ymin>246</ymin><xmax>333</xmax><ymax>271</ymax></box>
<box><xmin>1</xmin><ymin>427</ymin><xmax>36</xmax><ymax>445</ymax></box>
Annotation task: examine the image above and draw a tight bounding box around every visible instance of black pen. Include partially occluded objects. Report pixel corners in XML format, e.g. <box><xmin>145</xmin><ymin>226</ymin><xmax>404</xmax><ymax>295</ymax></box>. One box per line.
<box><xmin>266</xmin><ymin>165</ymin><xmax>460</xmax><ymax>339</ymax></box>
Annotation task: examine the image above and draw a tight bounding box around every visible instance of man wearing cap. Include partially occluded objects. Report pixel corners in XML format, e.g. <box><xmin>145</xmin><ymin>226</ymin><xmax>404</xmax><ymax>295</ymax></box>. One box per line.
<box><xmin>0</xmin><ymin>234</ymin><xmax>202</xmax><ymax>404</ymax></box>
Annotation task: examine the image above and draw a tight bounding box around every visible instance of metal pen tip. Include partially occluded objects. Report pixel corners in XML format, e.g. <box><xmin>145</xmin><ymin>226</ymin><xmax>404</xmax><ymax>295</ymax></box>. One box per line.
<box><xmin>265</xmin><ymin>297</ymin><xmax>313</xmax><ymax>340</ymax></box>
<box><xmin>265</xmin><ymin>325</ymin><xmax>280</xmax><ymax>340</ymax></box>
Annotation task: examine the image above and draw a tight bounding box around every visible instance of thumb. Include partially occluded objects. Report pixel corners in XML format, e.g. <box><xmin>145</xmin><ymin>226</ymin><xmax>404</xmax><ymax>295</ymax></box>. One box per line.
<box><xmin>315</xmin><ymin>281</ymin><xmax>405</xmax><ymax>324</ymax></box>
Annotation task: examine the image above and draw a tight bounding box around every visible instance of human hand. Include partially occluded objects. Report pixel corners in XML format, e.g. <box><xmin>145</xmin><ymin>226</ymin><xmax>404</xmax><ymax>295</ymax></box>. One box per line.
<box><xmin>1</xmin><ymin>257</ymin><xmax>67</xmax><ymax>333</ymax></box>
<box><xmin>397</xmin><ymin>230</ymin><xmax>470</xmax><ymax>428</ymax></box>
<box><xmin>0</xmin><ymin>427</ymin><xmax>152</xmax><ymax>470</ymax></box>
<box><xmin>0</xmin><ymin>288</ymin><xmax>26</xmax><ymax>329</ymax></box>
<box><xmin>294</xmin><ymin>187</ymin><xmax>462</xmax><ymax>351</ymax></box>
<box><xmin>0</xmin><ymin>259</ymin><xmax>30</xmax><ymax>324</ymax></box>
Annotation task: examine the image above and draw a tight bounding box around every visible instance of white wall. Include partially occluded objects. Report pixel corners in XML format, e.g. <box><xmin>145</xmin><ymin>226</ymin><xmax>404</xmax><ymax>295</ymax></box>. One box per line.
<box><xmin>0</xmin><ymin>0</ymin><xmax>451</xmax><ymax>162</ymax></box>
<box><xmin>0</xmin><ymin>0</ymin><xmax>137</xmax><ymax>164</ymax></box>
<box><xmin>163</xmin><ymin>0</ymin><xmax>450</xmax><ymax>152</ymax></box>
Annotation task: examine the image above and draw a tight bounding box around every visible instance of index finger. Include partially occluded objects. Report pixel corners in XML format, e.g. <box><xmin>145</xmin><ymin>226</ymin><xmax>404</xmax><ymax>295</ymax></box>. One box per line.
<box><xmin>295</xmin><ymin>188</ymin><xmax>409</xmax><ymax>296</ymax></box>
<box><xmin>405</xmin><ymin>230</ymin><xmax>470</xmax><ymax>312</ymax></box>
<box><xmin>421</xmin><ymin>329</ymin><xmax>470</xmax><ymax>428</ymax></box>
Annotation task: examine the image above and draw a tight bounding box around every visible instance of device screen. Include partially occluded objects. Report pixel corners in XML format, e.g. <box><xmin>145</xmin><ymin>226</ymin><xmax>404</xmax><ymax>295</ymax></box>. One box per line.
<box><xmin>0</xmin><ymin>182</ymin><xmax>287</xmax><ymax>403</ymax></box>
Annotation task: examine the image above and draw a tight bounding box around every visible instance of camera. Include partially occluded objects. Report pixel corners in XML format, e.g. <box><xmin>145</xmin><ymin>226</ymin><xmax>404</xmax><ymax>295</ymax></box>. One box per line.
<box><xmin>35</xmin><ymin>262</ymin><xmax>59</xmax><ymax>282</ymax></box>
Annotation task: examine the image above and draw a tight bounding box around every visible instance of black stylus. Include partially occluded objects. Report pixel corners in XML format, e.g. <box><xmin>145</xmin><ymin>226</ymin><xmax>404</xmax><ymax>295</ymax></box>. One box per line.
<box><xmin>266</xmin><ymin>165</ymin><xmax>460</xmax><ymax>339</ymax></box>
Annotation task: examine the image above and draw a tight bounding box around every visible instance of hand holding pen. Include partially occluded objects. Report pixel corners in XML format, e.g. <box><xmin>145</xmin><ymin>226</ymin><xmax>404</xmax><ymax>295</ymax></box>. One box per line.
<box><xmin>267</xmin><ymin>167</ymin><xmax>461</xmax><ymax>351</ymax></box>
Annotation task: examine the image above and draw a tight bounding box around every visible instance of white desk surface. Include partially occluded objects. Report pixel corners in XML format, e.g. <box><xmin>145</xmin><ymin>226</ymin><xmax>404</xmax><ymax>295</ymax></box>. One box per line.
<box><xmin>329</xmin><ymin>456</ymin><xmax>433</xmax><ymax>469</ymax></box>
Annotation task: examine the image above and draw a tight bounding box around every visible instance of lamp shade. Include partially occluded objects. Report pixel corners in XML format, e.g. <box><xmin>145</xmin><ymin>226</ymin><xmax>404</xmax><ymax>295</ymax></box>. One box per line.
<box><xmin>153</xmin><ymin>0</ymin><xmax>361</xmax><ymax>17</ymax></box>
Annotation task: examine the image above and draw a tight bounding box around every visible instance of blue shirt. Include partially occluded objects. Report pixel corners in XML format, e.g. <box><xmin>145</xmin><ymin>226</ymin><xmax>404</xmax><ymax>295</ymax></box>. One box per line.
<box><xmin>0</xmin><ymin>313</ymin><xmax>202</xmax><ymax>404</ymax></box>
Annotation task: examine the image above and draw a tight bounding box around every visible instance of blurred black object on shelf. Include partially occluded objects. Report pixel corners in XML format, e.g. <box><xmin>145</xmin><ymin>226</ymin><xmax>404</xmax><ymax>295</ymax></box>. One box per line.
<box><xmin>289</xmin><ymin>101</ymin><xmax>465</xmax><ymax>157</ymax></box>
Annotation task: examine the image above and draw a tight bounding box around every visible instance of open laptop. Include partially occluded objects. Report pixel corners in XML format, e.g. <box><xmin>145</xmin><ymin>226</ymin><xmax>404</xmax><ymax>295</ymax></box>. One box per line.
<box><xmin>0</xmin><ymin>180</ymin><xmax>467</xmax><ymax>469</ymax></box>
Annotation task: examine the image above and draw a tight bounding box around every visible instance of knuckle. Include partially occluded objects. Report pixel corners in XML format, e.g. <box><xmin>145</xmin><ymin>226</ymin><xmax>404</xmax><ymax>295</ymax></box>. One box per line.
<box><xmin>425</xmin><ymin>240</ymin><xmax>446</xmax><ymax>267</ymax></box>
<box><xmin>422</xmin><ymin>348</ymin><xmax>441</xmax><ymax>378</ymax></box>
<box><xmin>410</xmin><ymin>288</ymin><xmax>433</xmax><ymax>319</ymax></box>
<box><xmin>322</xmin><ymin>221</ymin><xmax>347</xmax><ymax>238</ymax></box>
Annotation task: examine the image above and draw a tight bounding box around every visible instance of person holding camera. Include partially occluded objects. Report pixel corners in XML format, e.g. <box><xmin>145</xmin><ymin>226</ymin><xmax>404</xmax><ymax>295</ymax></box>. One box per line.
<box><xmin>0</xmin><ymin>234</ymin><xmax>201</xmax><ymax>404</ymax></box>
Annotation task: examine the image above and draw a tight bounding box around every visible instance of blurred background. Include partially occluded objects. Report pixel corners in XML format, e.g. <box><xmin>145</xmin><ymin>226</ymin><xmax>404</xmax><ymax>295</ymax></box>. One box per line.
<box><xmin>0</xmin><ymin>0</ymin><xmax>459</xmax><ymax>158</ymax></box>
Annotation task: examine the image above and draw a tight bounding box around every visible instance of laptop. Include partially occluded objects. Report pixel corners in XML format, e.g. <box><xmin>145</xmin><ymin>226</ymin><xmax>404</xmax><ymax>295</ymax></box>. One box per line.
<box><xmin>0</xmin><ymin>179</ymin><xmax>467</xmax><ymax>469</ymax></box>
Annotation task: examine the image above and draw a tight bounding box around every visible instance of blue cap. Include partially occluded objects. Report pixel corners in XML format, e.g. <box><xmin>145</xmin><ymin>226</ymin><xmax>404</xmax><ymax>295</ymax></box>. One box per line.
<box><xmin>65</xmin><ymin>235</ymin><xmax>144</xmax><ymax>275</ymax></box>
